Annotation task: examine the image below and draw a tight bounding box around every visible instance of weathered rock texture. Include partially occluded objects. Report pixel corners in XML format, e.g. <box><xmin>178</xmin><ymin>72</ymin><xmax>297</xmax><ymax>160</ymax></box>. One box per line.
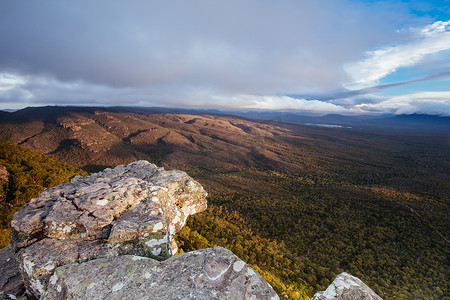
<box><xmin>0</xmin><ymin>245</ymin><xmax>26</xmax><ymax>300</ymax></box>
<box><xmin>41</xmin><ymin>246</ymin><xmax>279</xmax><ymax>300</ymax></box>
<box><xmin>312</xmin><ymin>272</ymin><xmax>382</xmax><ymax>300</ymax></box>
<box><xmin>10</xmin><ymin>161</ymin><xmax>207</xmax><ymax>298</ymax></box>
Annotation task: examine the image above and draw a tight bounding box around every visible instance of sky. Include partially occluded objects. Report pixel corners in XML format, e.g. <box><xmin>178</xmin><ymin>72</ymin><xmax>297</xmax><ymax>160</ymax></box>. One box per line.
<box><xmin>0</xmin><ymin>0</ymin><xmax>449</xmax><ymax>115</ymax></box>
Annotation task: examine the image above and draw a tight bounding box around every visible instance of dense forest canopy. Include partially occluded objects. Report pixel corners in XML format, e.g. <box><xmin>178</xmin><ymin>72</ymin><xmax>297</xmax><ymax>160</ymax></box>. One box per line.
<box><xmin>0</xmin><ymin>139</ymin><xmax>86</xmax><ymax>248</ymax></box>
<box><xmin>0</xmin><ymin>107</ymin><xmax>448</xmax><ymax>299</ymax></box>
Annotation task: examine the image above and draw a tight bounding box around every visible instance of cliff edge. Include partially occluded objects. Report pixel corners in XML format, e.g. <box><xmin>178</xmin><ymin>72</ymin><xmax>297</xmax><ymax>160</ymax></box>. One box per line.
<box><xmin>1</xmin><ymin>161</ymin><xmax>279</xmax><ymax>300</ymax></box>
<box><xmin>0</xmin><ymin>161</ymin><xmax>382</xmax><ymax>300</ymax></box>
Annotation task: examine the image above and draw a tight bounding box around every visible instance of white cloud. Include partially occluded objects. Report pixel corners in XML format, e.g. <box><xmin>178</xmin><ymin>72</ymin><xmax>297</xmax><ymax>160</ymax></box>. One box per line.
<box><xmin>2</xmin><ymin>72</ymin><xmax>448</xmax><ymax>116</ymax></box>
<box><xmin>0</xmin><ymin>72</ymin><xmax>356</xmax><ymax>113</ymax></box>
<box><xmin>356</xmin><ymin>91</ymin><xmax>450</xmax><ymax>115</ymax></box>
<box><xmin>0</xmin><ymin>73</ymin><xmax>26</xmax><ymax>91</ymax></box>
<box><xmin>210</xmin><ymin>94</ymin><xmax>355</xmax><ymax>112</ymax></box>
<box><xmin>419</xmin><ymin>20</ymin><xmax>450</xmax><ymax>36</ymax></box>
<box><xmin>345</xmin><ymin>20</ymin><xmax>450</xmax><ymax>90</ymax></box>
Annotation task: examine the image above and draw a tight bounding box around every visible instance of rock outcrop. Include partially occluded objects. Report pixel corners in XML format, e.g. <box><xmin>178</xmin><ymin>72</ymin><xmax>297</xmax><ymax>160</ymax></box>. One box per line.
<box><xmin>0</xmin><ymin>245</ymin><xmax>26</xmax><ymax>299</ymax></box>
<box><xmin>2</xmin><ymin>160</ymin><xmax>380</xmax><ymax>300</ymax></box>
<box><xmin>10</xmin><ymin>161</ymin><xmax>208</xmax><ymax>298</ymax></box>
<box><xmin>41</xmin><ymin>247</ymin><xmax>278</xmax><ymax>300</ymax></box>
<box><xmin>312</xmin><ymin>272</ymin><xmax>382</xmax><ymax>300</ymax></box>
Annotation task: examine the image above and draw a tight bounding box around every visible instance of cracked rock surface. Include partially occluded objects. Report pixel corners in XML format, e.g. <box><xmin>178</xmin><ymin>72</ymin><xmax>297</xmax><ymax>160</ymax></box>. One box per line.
<box><xmin>10</xmin><ymin>161</ymin><xmax>207</xmax><ymax>299</ymax></box>
<box><xmin>311</xmin><ymin>272</ymin><xmax>382</xmax><ymax>300</ymax></box>
<box><xmin>0</xmin><ymin>245</ymin><xmax>26</xmax><ymax>300</ymax></box>
<box><xmin>41</xmin><ymin>247</ymin><xmax>279</xmax><ymax>300</ymax></box>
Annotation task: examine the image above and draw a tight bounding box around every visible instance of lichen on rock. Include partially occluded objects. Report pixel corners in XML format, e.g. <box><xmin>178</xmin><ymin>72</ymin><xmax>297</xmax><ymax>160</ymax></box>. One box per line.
<box><xmin>41</xmin><ymin>247</ymin><xmax>279</xmax><ymax>300</ymax></box>
<box><xmin>10</xmin><ymin>160</ymin><xmax>207</xmax><ymax>298</ymax></box>
<box><xmin>311</xmin><ymin>272</ymin><xmax>382</xmax><ymax>300</ymax></box>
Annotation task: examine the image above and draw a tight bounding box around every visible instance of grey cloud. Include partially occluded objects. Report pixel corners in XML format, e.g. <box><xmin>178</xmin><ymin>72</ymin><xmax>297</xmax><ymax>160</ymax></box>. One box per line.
<box><xmin>0</xmin><ymin>0</ymin><xmax>413</xmax><ymax>96</ymax></box>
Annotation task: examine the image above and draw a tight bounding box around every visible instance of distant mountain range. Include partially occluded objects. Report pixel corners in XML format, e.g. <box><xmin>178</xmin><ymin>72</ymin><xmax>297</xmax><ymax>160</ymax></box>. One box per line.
<box><xmin>3</xmin><ymin>106</ymin><xmax>448</xmax><ymax>134</ymax></box>
<box><xmin>207</xmin><ymin>110</ymin><xmax>450</xmax><ymax>134</ymax></box>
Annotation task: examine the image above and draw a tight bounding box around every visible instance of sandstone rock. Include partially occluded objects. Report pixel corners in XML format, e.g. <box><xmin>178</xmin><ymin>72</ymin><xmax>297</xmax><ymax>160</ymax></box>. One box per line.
<box><xmin>312</xmin><ymin>272</ymin><xmax>382</xmax><ymax>300</ymax></box>
<box><xmin>41</xmin><ymin>246</ymin><xmax>279</xmax><ymax>300</ymax></box>
<box><xmin>11</xmin><ymin>161</ymin><xmax>207</xmax><ymax>298</ymax></box>
<box><xmin>0</xmin><ymin>245</ymin><xmax>26</xmax><ymax>300</ymax></box>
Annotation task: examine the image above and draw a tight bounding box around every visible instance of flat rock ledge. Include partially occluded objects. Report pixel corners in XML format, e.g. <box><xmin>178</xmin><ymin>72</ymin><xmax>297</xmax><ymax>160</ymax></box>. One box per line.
<box><xmin>312</xmin><ymin>272</ymin><xmax>382</xmax><ymax>300</ymax></box>
<box><xmin>10</xmin><ymin>161</ymin><xmax>208</xmax><ymax>299</ymax></box>
<box><xmin>41</xmin><ymin>246</ymin><xmax>279</xmax><ymax>300</ymax></box>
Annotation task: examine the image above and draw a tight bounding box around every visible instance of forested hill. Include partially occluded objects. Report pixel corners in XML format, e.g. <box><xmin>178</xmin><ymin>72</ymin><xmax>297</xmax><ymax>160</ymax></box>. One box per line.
<box><xmin>0</xmin><ymin>139</ymin><xmax>87</xmax><ymax>248</ymax></box>
<box><xmin>0</xmin><ymin>106</ymin><xmax>449</xmax><ymax>299</ymax></box>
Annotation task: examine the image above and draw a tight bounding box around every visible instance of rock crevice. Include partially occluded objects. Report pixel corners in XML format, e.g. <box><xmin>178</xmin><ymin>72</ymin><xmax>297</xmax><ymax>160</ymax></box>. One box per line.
<box><xmin>41</xmin><ymin>247</ymin><xmax>279</xmax><ymax>300</ymax></box>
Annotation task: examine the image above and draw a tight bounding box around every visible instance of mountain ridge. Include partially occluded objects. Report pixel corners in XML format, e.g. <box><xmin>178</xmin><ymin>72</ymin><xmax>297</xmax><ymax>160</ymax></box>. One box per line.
<box><xmin>3</xmin><ymin>106</ymin><xmax>449</xmax><ymax>134</ymax></box>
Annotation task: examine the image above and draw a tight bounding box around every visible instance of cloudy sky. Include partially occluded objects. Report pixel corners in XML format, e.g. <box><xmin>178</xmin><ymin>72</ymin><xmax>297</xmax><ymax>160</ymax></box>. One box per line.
<box><xmin>1</xmin><ymin>0</ymin><xmax>449</xmax><ymax>115</ymax></box>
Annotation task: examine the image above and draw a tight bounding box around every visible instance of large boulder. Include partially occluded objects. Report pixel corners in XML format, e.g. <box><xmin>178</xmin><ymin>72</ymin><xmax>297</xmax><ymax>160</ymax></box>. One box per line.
<box><xmin>312</xmin><ymin>272</ymin><xmax>382</xmax><ymax>300</ymax></box>
<box><xmin>10</xmin><ymin>161</ymin><xmax>207</xmax><ymax>299</ymax></box>
<box><xmin>41</xmin><ymin>247</ymin><xmax>279</xmax><ymax>300</ymax></box>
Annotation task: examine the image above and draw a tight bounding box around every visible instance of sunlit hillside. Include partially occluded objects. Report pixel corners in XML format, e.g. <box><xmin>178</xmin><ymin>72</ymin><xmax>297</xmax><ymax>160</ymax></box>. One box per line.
<box><xmin>0</xmin><ymin>139</ymin><xmax>87</xmax><ymax>248</ymax></box>
<box><xmin>0</xmin><ymin>106</ymin><xmax>448</xmax><ymax>299</ymax></box>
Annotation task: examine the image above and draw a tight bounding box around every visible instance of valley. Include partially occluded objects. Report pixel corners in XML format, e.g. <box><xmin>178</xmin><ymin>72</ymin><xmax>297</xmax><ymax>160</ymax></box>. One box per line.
<box><xmin>0</xmin><ymin>106</ymin><xmax>449</xmax><ymax>299</ymax></box>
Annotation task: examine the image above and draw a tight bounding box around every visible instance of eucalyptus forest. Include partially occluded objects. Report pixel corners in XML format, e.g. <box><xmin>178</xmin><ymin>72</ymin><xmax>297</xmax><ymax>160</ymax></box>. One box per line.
<box><xmin>0</xmin><ymin>107</ymin><xmax>448</xmax><ymax>299</ymax></box>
